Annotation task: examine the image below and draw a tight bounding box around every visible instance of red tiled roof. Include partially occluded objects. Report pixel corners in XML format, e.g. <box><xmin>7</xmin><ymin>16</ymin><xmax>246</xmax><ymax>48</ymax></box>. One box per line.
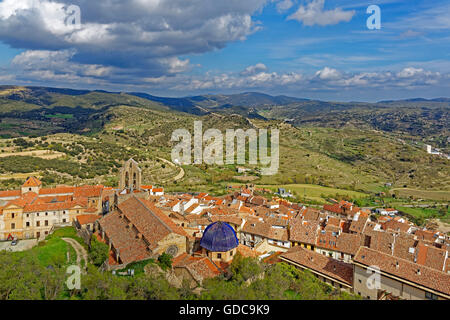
<box><xmin>77</xmin><ymin>214</ymin><xmax>101</xmax><ymax>225</ymax></box>
<box><xmin>172</xmin><ymin>253</ymin><xmax>221</xmax><ymax>283</ymax></box>
<box><xmin>98</xmin><ymin>196</ymin><xmax>191</xmax><ymax>265</ymax></box>
<box><xmin>99</xmin><ymin>211</ymin><xmax>150</xmax><ymax>265</ymax></box>
<box><xmin>281</xmin><ymin>246</ymin><xmax>353</xmax><ymax>286</ymax></box>
<box><xmin>289</xmin><ymin>219</ymin><xmax>319</xmax><ymax>245</ymax></box>
<box><xmin>382</xmin><ymin>219</ymin><xmax>411</xmax><ymax>233</ymax></box>
<box><xmin>22</xmin><ymin>176</ymin><xmax>42</xmax><ymax>187</ymax></box>
<box><xmin>39</xmin><ymin>186</ymin><xmax>75</xmax><ymax>195</ymax></box>
<box><xmin>0</xmin><ymin>190</ymin><xmax>21</xmax><ymax>198</ymax></box>
<box><xmin>210</xmin><ymin>215</ymin><xmax>243</xmax><ymax>226</ymax></box>
<box><xmin>354</xmin><ymin>246</ymin><xmax>450</xmax><ymax>296</ymax></box>
<box><xmin>73</xmin><ymin>185</ymin><xmax>103</xmax><ymax>198</ymax></box>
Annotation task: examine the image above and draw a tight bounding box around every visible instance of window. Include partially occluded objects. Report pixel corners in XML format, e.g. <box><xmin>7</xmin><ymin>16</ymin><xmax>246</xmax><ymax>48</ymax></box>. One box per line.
<box><xmin>217</xmin><ymin>253</ymin><xmax>222</xmax><ymax>259</ymax></box>
<box><xmin>63</xmin><ymin>219</ymin><xmax>66</xmax><ymax>223</ymax></box>
<box><xmin>358</xmin><ymin>279</ymin><xmax>362</xmax><ymax>284</ymax></box>
<box><xmin>11</xmin><ymin>213</ymin><xmax>15</xmax><ymax>219</ymax></box>
<box><xmin>26</xmin><ymin>222</ymin><xmax>30</xmax><ymax>227</ymax></box>
<box><xmin>425</xmin><ymin>292</ymin><xmax>438</xmax><ymax>300</ymax></box>
<box><xmin>11</xmin><ymin>223</ymin><xmax>15</xmax><ymax>229</ymax></box>
<box><xmin>37</xmin><ymin>213</ymin><xmax>39</xmax><ymax>217</ymax></box>
<box><xmin>45</xmin><ymin>220</ymin><xmax>48</xmax><ymax>226</ymax></box>
<box><xmin>45</xmin><ymin>212</ymin><xmax>48</xmax><ymax>216</ymax></box>
<box><xmin>230</xmin><ymin>251</ymin><xmax>233</xmax><ymax>256</ymax></box>
<box><xmin>36</xmin><ymin>221</ymin><xmax>40</xmax><ymax>227</ymax></box>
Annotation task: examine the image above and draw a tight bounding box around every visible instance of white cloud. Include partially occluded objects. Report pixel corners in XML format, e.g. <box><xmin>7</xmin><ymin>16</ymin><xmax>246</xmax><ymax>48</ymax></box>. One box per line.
<box><xmin>276</xmin><ymin>0</ymin><xmax>294</xmax><ymax>13</ymax></box>
<box><xmin>288</xmin><ymin>0</ymin><xmax>355</xmax><ymax>26</ymax></box>
<box><xmin>315</xmin><ymin>67</ymin><xmax>341</xmax><ymax>80</ymax></box>
<box><xmin>396</xmin><ymin>67</ymin><xmax>425</xmax><ymax>78</ymax></box>
<box><xmin>240</xmin><ymin>63</ymin><xmax>268</xmax><ymax>76</ymax></box>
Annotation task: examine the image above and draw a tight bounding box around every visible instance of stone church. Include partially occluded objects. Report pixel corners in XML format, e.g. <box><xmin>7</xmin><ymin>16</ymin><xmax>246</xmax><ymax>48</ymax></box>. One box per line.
<box><xmin>119</xmin><ymin>158</ymin><xmax>142</xmax><ymax>191</ymax></box>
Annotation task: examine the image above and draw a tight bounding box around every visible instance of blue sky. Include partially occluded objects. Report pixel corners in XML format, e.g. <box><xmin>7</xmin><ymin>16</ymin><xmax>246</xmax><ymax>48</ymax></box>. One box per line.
<box><xmin>0</xmin><ymin>0</ymin><xmax>449</xmax><ymax>101</ymax></box>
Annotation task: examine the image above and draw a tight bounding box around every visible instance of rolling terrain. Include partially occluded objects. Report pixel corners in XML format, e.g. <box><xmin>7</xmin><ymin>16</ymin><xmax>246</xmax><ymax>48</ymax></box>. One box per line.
<box><xmin>0</xmin><ymin>85</ymin><xmax>448</xmax><ymax>203</ymax></box>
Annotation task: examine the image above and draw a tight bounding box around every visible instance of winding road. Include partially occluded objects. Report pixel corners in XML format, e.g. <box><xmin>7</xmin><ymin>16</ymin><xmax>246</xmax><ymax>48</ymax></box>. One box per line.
<box><xmin>157</xmin><ymin>157</ymin><xmax>185</xmax><ymax>182</ymax></box>
<box><xmin>62</xmin><ymin>237</ymin><xmax>88</xmax><ymax>271</ymax></box>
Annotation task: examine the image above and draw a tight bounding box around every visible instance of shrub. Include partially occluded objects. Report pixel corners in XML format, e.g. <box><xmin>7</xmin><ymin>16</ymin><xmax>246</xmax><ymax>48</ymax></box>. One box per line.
<box><xmin>89</xmin><ymin>237</ymin><xmax>109</xmax><ymax>267</ymax></box>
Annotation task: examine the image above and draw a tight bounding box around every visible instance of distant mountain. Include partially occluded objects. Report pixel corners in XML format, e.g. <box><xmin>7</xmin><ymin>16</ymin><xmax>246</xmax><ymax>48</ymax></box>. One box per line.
<box><xmin>379</xmin><ymin>98</ymin><xmax>450</xmax><ymax>103</ymax></box>
<box><xmin>0</xmin><ymin>85</ymin><xmax>448</xmax><ymax>150</ymax></box>
<box><xmin>128</xmin><ymin>91</ymin><xmax>309</xmax><ymax>114</ymax></box>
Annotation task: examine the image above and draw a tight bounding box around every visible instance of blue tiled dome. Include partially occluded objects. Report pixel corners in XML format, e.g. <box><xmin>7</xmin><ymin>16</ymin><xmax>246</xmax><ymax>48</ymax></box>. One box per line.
<box><xmin>200</xmin><ymin>222</ymin><xmax>239</xmax><ymax>252</ymax></box>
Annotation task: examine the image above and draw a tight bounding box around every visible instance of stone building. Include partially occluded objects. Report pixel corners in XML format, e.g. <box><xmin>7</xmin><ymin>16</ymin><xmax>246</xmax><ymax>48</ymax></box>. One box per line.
<box><xmin>0</xmin><ymin>177</ymin><xmax>103</xmax><ymax>240</ymax></box>
<box><xmin>97</xmin><ymin>196</ymin><xmax>190</xmax><ymax>266</ymax></box>
<box><xmin>119</xmin><ymin>158</ymin><xmax>142</xmax><ymax>191</ymax></box>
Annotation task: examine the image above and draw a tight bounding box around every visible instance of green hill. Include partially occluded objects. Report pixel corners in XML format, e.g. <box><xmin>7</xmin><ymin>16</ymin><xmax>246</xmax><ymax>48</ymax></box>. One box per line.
<box><xmin>0</xmin><ymin>85</ymin><xmax>448</xmax><ymax>200</ymax></box>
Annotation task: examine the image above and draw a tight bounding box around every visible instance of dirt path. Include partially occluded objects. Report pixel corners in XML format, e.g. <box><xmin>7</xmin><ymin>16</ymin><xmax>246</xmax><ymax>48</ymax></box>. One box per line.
<box><xmin>62</xmin><ymin>238</ymin><xmax>88</xmax><ymax>271</ymax></box>
<box><xmin>157</xmin><ymin>157</ymin><xmax>185</xmax><ymax>182</ymax></box>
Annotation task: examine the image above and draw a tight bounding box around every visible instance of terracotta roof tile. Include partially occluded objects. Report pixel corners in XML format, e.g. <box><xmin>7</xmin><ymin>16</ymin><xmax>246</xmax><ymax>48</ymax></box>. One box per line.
<box><xmin>77</xmin><ymin>214</ymin><xmax>101</xmax><ymax>225</ymax></box>
<box><xmin>354</xmin><ymin>247</ymin><xmax>450</xmax><ymax>296</ymax></box>
<box><xmin>22</xmin><ymin>176</ymin><xmax>42</xmax><ymax>187</ymax></box>
<box><xmin>281</xmin><ymin>246</ymin><xmax>353</xmax><ymax>286</ymax></box>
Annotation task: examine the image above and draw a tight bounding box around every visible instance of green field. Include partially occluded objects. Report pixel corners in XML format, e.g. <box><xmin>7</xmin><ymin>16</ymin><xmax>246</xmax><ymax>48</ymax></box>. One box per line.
<box><xmin>395</xmin><ymin>206</ymin><xmax>450</xmax><ymax>226</ymax></box>
<box><xmin>45</xmin><ymin>113</ymin><xmax>74</xmax><ymax>119</ymax></box>
<box><xmin>258</xmin><ymin>184</ymin><xmax>369</xmax><ymax>204</ymax></box>
<box><xmin>391</xmin><ymin>188</ymin><xmax>450</xmax><ymax>201</ymax></box>
<box><xmin>14</xmin><ymin>237</ymin><xmax>76</xmax><ymax>268</ymax></box>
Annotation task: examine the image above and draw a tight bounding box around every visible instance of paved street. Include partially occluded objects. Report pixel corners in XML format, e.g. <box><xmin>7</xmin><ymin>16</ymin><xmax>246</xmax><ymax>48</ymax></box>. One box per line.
<box><xmin>0</xmin><ymin>239</ymin><xmax>38</xmax><ymax>252</ymax></box>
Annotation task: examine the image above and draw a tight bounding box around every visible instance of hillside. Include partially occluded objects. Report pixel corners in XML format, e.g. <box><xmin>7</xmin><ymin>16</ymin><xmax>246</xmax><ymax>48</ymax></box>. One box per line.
<box><xmin>0</xmin><ymin>85</ymin><xmax>448</xmax><ymax>200</ymax></box>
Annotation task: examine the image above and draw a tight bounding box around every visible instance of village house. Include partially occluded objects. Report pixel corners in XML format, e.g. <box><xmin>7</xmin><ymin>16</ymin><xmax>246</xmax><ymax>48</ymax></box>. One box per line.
<box><xmin>172</xmin><ymin>253</ymin><xmax>222</xmax><ymax>288</ymax></box>
<box><xmin>288</xmin><ymin>219</ymin><xmax>320</xmax><ymax>250</ymax></box>
<box><xmin>240</xmin><ymin>217</ymin><xmax>290</xmax><ymax>250</ymax></box>
<box><xmin>376</xmin><ymin>208</ymin><xmax>399</xmax><ymax>216</ymax></box>
<box><xmin>280</xmin><ymin>246</ymin><xmax>354</xmax><ymax>291</ymax></box>
<box><xmin>353</xmin><ymin>246</ymin><xmax>450</xmax><ymax>300</ymax></box>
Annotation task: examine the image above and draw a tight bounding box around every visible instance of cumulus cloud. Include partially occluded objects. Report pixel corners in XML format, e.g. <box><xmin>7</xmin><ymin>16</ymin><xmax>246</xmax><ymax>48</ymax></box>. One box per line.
<box><xmin>288</xmin><ymin>0</ymin><xmax>355</xmax><ymax>26</ymax></box>
<box><xmin>0</xmin><ymin>0</ymin><xmax>268</xmax><ymax>77</ymax></box>
<box><xmin>315</xmin><ymin>67</ymin><xmax>341</xmax><ymax>80</ymax></box>
<box><xmin>240</xmin><ymin>63</ymin><xmax>268</xmax><ymax>76</ymax></box>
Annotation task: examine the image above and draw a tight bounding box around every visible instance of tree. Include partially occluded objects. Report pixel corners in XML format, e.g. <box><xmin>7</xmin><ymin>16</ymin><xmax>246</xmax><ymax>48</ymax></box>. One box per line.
<box><xmin>89</xmin><ymin>237</ymin><xmax>109</xmax><ymax>267</ymax></box>
<box><xmin>229</xmin><ymin>252</ymin><xmax>263</xmax><ymax>283</ymax></box>
<box><xmin>157</xmin><ymin>253</ymin><xmax>173</xmax><ymax>270</ymax></box>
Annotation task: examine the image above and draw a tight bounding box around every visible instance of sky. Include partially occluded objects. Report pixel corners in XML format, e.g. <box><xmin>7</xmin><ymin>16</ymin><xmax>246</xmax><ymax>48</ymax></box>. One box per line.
<box><xmin>0</xmin><ymin>0</ymin><xmax>449</xmax><ymax>102</ymax></box>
